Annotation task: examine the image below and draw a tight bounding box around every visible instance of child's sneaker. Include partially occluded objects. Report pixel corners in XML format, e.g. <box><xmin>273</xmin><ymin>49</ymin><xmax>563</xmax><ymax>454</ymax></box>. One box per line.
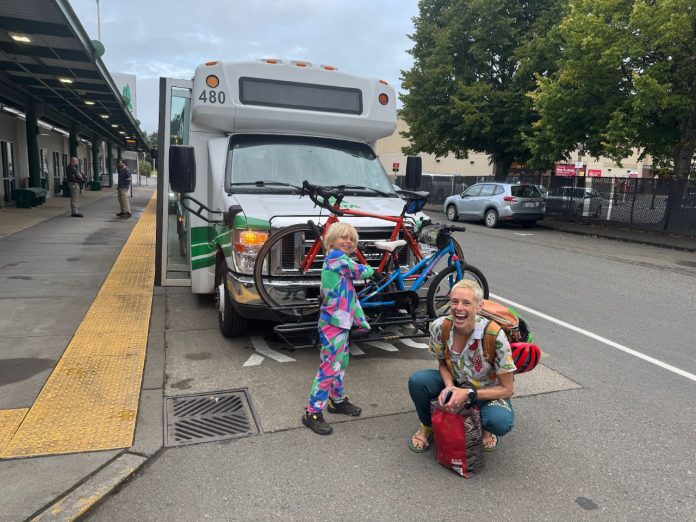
<box><xmin>327</xmin><ymin>397</ymin><xmax>362</xmax><ymax>416</ymax></box>
<box><xmin>302</xmin><ymin>411</ymin><xmax>333</xmax><ymax>435</ymax></box>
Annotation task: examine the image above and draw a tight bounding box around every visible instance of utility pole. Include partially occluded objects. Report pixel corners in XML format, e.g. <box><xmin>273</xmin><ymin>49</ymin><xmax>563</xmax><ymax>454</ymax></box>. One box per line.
<box><xmin>96</xmin><ymin>0</ymin><xmax>101</xmax><ymax>40</ymax></box>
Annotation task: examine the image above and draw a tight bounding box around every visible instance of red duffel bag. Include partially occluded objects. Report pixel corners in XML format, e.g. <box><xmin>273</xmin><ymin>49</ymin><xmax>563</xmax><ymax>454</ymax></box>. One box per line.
<box><xmin>430</xmin><ymin>400</ymin><xmax>484</xmax><ymax>478</ymax></box>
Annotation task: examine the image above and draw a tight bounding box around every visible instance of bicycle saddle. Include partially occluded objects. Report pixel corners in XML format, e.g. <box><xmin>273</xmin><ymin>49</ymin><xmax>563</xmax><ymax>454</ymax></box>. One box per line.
<box><xmin>373</xmin><ymin>239</ymin><xmax>407</xmax><ymax>252</ymax></box>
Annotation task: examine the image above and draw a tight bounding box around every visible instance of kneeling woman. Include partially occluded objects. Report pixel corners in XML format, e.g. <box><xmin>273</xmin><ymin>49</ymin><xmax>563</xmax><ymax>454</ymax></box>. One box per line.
<box><xmin>408</xmin><ymin>279</ymin><xmax>516</xmax><ymax>452</ymax></box>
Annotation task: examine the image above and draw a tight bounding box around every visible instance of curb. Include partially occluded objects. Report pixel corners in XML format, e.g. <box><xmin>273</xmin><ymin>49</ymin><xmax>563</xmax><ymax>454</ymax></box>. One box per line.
<box><xmin>535</xmin><ymin>222</ymin><xmax>696</xmax><ymax>253</ymax></box>
<box><xmin>30</xmin><ymin>453</ymin><xmax>149</xmax><ymax>522</ymax></box>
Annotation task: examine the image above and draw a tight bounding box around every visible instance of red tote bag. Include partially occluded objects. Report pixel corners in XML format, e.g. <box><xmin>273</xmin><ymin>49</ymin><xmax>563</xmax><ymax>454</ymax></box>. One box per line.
<box><xmin>430</xmin><ymin>400</ymin><xmax>484</xmax><ymax>478</ymax></box>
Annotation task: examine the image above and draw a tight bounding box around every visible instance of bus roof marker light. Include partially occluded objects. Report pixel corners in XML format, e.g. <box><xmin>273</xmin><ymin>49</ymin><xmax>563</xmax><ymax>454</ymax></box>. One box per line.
<box><xmin>379</xmin><ymin>79</ymin><xmax>389</xmax><ymax>85</ymax></box>
<box><xmin>378</xmin><ymin>93</ymin><xmax>389</xmax><ymax>105</ymax></box>
<box><xmin>295</xmin><ymin>62</ymin><xmax>307</xmax><ymax>68</ymax></box>
<box><xmin>263</xmin><ymin>59</ymin><xmax>279</xmax><ymax>64</ymax></box>
<box><xmin>206</xmin><ymin>75</ymin><xmax>219</xmax><ymax>88</ymax></box>
<box><xmin>205</xmin><ymin>61</ymin><xmax>218</xmax><ymax>66</ymax></box>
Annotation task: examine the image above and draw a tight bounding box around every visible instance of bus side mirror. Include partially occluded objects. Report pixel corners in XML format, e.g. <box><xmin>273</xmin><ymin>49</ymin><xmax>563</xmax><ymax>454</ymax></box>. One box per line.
<box><xmin>169</xmin><ymin>145</ymin><xmax>196</xmax><ymax>193</ymax></box>
<box><xmin>404</xmin><ymin>155</ymin><xmax>422</xmax><ymax>190</ymax></box>
<box><xmin>223</xmin><ymin>205</ymin><xmax>243</xmax><ymax>227</ymax></box>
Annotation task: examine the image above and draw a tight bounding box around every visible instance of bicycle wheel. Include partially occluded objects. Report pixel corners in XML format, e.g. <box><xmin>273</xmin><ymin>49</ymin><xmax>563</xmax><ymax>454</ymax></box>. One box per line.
<box><xmin>253</xmin><ymin>223</ymin><xmax>322</xmax><ymax>319</ymax></box>
<box><xmin>426</xmin><ymin>264</ymin><xmax>489</xmax><ymax>318</ymax></box>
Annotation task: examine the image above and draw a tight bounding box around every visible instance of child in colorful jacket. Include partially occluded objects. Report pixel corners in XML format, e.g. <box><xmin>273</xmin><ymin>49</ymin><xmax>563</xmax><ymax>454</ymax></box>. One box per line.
<box><xmin>302</xmin><ymin>222</ymin><xmax>374</xmax><ymax>435</ymax></box>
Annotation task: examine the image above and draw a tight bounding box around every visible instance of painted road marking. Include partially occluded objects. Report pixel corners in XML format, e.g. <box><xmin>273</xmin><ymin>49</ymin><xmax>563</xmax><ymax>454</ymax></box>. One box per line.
<box><xmin>400</xmin><ymin>338</ymin><xmax>429</xmax><ymax>349</ymax></box>
<box><xmin>349</xmin><ymin>344</ymin><xmax>366</xmax><ymax>356</ymax></box>
<box><xmin>491</xmin><ymin>293</ymin><xmax>696</xmax><ymax>383</ymax></box>
<box><xmin>513</xmin><ymin>233</ymin><xmax>534</xmax><ymax>236</ymax></box>
<box><xmin>249</xmin><ymin>336</ymin><xmax>295</xmax><ymax>363</ymax></box>
<box><xmin>243</xmin><ymin>353</ymin><xmax>266</xmax><ymax>367</ymax></box>
<box><xmin>364</xmin><ymin>341</ymin><xmax>399</xmax><ymax>352</ymax></box>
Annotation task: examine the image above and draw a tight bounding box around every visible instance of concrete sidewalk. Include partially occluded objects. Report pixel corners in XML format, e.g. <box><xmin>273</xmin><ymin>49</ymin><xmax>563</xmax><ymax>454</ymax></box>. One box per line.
<box><xmin>536</xmin><ymin>218</ymin><xmax>696</xmax><ymax>252</ymax></box>
<box><xmin>0</xmin><ymin>185</ymin><xmax>161</xmax><ymax>521</ymax></box>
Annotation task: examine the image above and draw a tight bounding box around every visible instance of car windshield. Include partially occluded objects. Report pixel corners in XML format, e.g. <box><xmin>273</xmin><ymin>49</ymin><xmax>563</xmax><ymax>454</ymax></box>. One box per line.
<box><xmin>225</xmin><ymin>135</ymin><xmax>396</xmax><ymax>195</ymax></box>
<box><xmin>511</xmin><ymin>185</ymin><xmax>541</xmax><ymax>198</ymax></box>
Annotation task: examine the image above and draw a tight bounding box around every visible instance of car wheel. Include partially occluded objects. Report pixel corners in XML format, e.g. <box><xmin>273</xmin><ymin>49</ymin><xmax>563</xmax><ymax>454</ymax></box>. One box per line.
<box><xmin>484</xmin><ymin>209</ymin><xmax>498</xmax><ymax>228</ymax></box>
<box><xmin>446</xmin><ymin>205</ymin><xmax>458</xmax><ymax>222</ymax></box>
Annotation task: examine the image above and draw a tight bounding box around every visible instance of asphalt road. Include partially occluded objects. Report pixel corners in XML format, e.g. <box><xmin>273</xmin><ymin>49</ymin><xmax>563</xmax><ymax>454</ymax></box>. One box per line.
<box><xmin>87</xmin><ymin>214</ymin><xmax>696</xmax><ymax>521</ymax></box>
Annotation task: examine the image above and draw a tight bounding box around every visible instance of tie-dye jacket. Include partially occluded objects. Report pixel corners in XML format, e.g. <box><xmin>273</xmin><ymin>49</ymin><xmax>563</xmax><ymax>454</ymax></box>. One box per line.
<box><xmin>319</xmin><ymin>249</ymin><xmax>374</xmax><ymax>331</ymax></box>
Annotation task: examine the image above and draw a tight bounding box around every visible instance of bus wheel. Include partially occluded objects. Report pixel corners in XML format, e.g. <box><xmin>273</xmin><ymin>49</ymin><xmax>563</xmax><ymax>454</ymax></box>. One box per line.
<box><xmin>216</xmin><ymin>260</ymin><xmax>247</xmax><ymax>337</ymax></box>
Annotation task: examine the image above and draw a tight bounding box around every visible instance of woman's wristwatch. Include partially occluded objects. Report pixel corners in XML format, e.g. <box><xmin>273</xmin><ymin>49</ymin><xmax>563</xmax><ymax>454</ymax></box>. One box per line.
<box><xmin>467</xmin><ymin>388</ymin><xmax>477</xmax><ymax>402</ymax></box>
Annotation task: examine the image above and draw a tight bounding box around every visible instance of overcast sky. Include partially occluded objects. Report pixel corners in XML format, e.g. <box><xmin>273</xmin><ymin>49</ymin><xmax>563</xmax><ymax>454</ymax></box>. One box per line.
<box><xmin>69</xmin><ymin>0</ymin><xmax>420</xmax><ymax>134</ymax></box>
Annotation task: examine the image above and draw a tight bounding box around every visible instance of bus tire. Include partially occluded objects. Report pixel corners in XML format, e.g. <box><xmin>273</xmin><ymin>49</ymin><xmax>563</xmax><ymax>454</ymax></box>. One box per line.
<box><xmin>216</xmin><ymin>260</ymin><xmax>247</xmax><ymax>337</ymax></box>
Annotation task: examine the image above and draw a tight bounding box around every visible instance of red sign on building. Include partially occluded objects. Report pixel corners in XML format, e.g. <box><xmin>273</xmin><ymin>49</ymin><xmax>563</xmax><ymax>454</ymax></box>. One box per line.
<box><xmin>587</xmin><ymin>169</ymin><xmax>602</xmax><ymax>177</ymax></box>
<box><xmin>555</xmin><ymin>164</ymin><xmax>576</xmax><ymax>176</ymax></box>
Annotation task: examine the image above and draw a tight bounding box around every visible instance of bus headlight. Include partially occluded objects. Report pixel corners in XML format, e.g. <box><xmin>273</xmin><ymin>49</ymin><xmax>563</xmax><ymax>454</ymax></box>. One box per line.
<box><xmin>232</xmin><ymin>229</ymin><xmax>268</xmax><ymax>273</ymax></box>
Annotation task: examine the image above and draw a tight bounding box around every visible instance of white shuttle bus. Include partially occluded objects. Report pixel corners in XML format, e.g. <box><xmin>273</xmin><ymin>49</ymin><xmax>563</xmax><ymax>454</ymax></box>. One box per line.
<box><xmin>157</xmin><ymin>59</ymin><xmax>418</xmax><ymax>337</ymax></box>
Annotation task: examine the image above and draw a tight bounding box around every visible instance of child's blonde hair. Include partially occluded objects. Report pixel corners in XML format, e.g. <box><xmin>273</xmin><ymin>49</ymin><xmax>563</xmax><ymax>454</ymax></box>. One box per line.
<box><xmin>324</xmin><ymin>222</ymin><xmax>359</xmax><ymax>252</ymax></box>
<box><xmin>451</xmin><ymin>279</ymin><xmax>483</xmax><ymax>303</ymax></box>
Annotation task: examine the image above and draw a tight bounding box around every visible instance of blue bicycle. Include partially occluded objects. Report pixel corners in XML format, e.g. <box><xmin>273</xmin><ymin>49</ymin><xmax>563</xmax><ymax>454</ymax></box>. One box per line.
<box><xmin>253</xmin><ymin>183</ymin><xmax>489</xmax><ymax>346</ymax></box>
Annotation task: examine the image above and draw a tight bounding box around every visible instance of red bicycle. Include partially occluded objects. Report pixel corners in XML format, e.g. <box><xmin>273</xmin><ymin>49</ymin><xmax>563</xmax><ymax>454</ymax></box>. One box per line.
<box><xmin>252</xmin><ymin>181</ymin><xmax>474</xmax><ymax>319</ymax></box>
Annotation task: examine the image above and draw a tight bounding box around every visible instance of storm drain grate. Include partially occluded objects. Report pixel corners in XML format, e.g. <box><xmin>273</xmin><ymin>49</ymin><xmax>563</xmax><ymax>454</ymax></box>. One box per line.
<box><xmin>164</xmin><ymin>389</ymin><xmax>261</xmax><ymax>447</ymax></box>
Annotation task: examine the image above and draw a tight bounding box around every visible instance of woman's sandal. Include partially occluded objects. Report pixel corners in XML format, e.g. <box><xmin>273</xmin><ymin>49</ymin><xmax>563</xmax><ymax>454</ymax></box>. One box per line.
<box><xmin>408</xmin><ymin>427</ymin><xmax>433</xmax><ymax>453</ymax></box>
<box><xmin>483</xmin><ymin>432</ymin><xmax>498</xmax><ymax>452</ymax></box>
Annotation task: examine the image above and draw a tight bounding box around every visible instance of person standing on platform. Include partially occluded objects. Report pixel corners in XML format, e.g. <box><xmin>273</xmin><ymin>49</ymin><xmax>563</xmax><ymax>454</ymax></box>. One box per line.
<box><xmin>116</xmin><ymin>159</ymin><xmax>132</xmax><ymax>218</ymax></box>
<box><xmin>66</xmin><ymin>157</ymin><xmax>84</xmax><ymax>217</ymax></box>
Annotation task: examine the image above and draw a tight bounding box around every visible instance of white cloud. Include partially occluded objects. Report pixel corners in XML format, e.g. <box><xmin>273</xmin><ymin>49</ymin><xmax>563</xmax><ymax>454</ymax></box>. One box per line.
<box><xmin>70</xmin><ymin>0</ymin><xmax>419</xmax><ymax>133</ymax></box>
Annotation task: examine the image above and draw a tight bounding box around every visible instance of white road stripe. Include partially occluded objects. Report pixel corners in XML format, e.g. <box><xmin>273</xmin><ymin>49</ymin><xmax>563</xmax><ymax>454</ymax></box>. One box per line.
<box><xmin>249</xmin><ymin>336</ymin><xmax>296</xmax><ymax>363</ymax></box>
<box><xmin>513</xmin><ymin>233</ymin><xmax>534</xmax><ymax>236</ymax></box>
<box><xmin>243</xmin><ymin>353</ymin><xmax>265</xmax><ymax>367</ymax></box>
<box><xmin>491</xmin><ymin>293</ymin><xmax>696</xmax><ymax>383</ymax></box>
<box><xmin>349</xmin><ymin>344</ymin><xmax>366</xmax><ymax>356</ymax></box>
<box><xmin>364</xmin><ymin>341</ymin><xmax>399</xmax><ymax>352</ymax></box>
<box><xmin>400</xmin><ymin>338</ymin><xmax>429</xmax><ymax>349</ymax></box>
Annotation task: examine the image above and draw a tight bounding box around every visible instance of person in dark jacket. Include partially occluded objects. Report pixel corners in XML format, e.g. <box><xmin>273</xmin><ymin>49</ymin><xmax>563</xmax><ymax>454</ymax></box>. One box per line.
<box><xmin>116</xmin><ymin>159</ymin><xmax>132</xmax><ymax>217</ymax></box>
<box><xmin>66</xmin><ymin>157</ymin><xmax>84</xmax><ymax>217</ymax></box>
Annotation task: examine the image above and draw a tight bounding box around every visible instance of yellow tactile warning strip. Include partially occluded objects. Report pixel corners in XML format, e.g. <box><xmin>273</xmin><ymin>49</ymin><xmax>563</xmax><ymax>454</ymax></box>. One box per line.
<box><xmin>1</xmin><ymin>194</ymin><xmax>157</xmax><ymax>458</ymax></box>
<box><xmin>0</xmin><ymin>409</ymin><xmax>28</xmax><ymax>454</ymax></box>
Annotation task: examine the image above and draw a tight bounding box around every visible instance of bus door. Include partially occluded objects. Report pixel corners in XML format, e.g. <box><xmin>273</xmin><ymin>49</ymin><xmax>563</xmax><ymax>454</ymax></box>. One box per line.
<box><xmin>156</xmin><ymin>77</ymin><xmax>193</xmax><ymax>286</ymax></box>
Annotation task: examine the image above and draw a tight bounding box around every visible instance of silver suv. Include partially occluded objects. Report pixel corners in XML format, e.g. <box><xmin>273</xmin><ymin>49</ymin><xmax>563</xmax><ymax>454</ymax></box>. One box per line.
<box><xmin>444</xmin><ymin>182</ymin><xmax>545</xmax><ymax>228</ymax></box>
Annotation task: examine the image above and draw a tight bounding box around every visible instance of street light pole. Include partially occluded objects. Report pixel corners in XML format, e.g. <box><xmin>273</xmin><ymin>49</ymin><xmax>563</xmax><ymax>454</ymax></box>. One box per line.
<box><xmin>96</xmin><ymin>0</ymin><xmax>101</xmax><ymax>40</ymax></box>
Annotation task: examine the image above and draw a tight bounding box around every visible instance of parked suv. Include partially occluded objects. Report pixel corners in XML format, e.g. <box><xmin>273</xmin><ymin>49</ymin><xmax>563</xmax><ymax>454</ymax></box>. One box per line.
<box><xmin>545</xmin><ymin>186</ymin><xmax>603</xmax><ymax>217</ymax></box>
<box><xmin>444</xmin><ymin>182</ymin><xmax>545</xmax><ymax>227</ymax></box>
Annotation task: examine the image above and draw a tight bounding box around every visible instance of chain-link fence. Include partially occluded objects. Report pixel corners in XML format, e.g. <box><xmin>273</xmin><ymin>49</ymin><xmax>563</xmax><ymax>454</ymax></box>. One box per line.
<box><xmin>396</xmin><ymin>174</ymin><xmax>696</xmax><ymax>235</ymax></box>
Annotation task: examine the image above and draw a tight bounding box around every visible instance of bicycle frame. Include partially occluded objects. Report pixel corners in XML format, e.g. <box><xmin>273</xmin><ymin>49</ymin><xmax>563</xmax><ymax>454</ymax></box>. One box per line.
<box><xmin>358</xmin><ymin>239</ymin><xmax>463</xmax><ymax>310</ymax></box>
<box><xmin>299</xmin><ymin>206</ymin><xmax>423</xmax><ymax>273</ymax></box>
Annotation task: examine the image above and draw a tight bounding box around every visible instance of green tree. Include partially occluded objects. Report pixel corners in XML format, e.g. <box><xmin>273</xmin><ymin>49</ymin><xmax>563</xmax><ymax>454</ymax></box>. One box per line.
<box><xmin>140</xmin><ymin>160</ymin><xmax>152</xmax><ymax>177</ymax></box>
<box><xmin>148</xmin><ymin>131</ymin><xmax>158</xmax><ymax>149</ymax></box>
<box><xmin>528</xmin><ymin>0</ymin><xmax>696</xmax><ymax>178</ymax></box>
<box><xmin>400</xmin><ymin>0</ymin><xmax>565</xmax><ymax>176</ymax></box>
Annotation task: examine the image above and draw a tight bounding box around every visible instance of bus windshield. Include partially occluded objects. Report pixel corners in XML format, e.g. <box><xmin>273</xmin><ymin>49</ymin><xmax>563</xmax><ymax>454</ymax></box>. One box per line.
<box><xmin>225</xmin><ymin>135</ymin><xmax>396</xmax><ymax>195</ymax></box>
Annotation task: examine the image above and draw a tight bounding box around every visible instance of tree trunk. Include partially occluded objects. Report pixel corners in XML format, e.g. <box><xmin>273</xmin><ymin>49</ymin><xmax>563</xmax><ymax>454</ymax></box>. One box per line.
<box><xmin>492</xmin><ymin>158</ymin><xmax>513</xmax><ymax>180</ymax></box>
<box><xmin>673</xmin><ymin>145</ymin><xmax>694</xmax><ymax>179</ymax></box>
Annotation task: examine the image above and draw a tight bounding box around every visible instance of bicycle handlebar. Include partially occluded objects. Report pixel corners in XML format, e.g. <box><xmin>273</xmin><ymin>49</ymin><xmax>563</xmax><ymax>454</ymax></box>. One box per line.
<box><xmin>301</xmin><ymin>180</ymin><xmax>345</xmax><ymax>216</ymax></box>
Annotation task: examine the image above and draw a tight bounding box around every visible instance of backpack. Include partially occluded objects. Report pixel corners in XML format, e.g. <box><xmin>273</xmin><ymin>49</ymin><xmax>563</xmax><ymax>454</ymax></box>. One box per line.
<box><xmin>440</xmin><ymin>299</ymin><xmax>531</xmax><ymax>376</ymax></box>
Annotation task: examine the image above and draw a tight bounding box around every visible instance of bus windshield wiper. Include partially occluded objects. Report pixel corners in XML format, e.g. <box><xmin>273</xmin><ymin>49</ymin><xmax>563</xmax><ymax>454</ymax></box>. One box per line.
<box><xmin>324</xmin><ymin>184</ymin><xmax>393</xmax><ymax>197</ymax></box>
<box><xmin>229</xmin><ymin>181</ymin><xmax>301</xmax><ymax>189</ymax></box>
